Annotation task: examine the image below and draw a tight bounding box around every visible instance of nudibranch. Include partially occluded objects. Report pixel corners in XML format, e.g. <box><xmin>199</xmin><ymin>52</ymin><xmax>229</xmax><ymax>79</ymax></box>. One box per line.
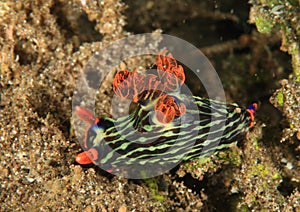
<box><xmin>75</xmin><ymin>51</ymin><xmax>257</xmax><ymax>173</ymax></box>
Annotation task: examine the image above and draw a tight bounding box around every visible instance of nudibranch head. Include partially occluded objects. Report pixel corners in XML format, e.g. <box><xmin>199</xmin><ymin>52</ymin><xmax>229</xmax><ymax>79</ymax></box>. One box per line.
<box><xmin>75</xmin><ymin>106</ymin><xmax>106</xmax><ymax>165</ymax></box>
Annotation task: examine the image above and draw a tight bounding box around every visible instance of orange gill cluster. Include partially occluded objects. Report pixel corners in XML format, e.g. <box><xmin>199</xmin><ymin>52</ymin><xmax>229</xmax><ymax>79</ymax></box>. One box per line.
<box><xmin>113</xmin><ymin>50</ymin><xmax>186</xmax><ymax>124</ymax></box>
<box><xmin>155</xmin><ymin>95</ymin><xmax>186</xmax><ymax>124</ymax></box>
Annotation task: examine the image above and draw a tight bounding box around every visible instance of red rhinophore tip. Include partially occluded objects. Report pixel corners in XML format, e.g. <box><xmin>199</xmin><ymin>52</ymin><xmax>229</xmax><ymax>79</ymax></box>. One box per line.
<box><xmin>252</xmin><ymin>103</ymin><xmax>258</xmax><ymax>111</ymax></box>
<box><xmin>75</xmin><ymin>106</ymin><xmax>96</xmax><ymax>125</ymax></box>
<box><xmin>76</xmin><ymin>148</ymin><xmax>99</xmax><ymax>165</ymax></box>
<box><xmin>106</xmin><ymin>168</ymin><xmax>113</xmax><ymax>173</ymax></box>
<box><xmin>246</xmin><ymin>103</ymin><xmax>258</xmax><ymax>128</ymax></box>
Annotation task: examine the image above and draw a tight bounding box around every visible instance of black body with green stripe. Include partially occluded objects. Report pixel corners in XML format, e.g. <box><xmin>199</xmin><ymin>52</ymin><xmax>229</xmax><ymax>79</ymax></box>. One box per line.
<box><xmin>84</xmin><ymin>95</ymin><xmax>252</xmax><ymax>172</ymax></box>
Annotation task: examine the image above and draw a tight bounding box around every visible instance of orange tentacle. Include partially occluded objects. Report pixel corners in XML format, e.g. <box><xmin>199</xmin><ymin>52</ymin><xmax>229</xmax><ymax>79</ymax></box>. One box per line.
<box><xmin>75</xmin><ymin>148</ymin><xmax>99</xmax><ymax>165</ymax></box>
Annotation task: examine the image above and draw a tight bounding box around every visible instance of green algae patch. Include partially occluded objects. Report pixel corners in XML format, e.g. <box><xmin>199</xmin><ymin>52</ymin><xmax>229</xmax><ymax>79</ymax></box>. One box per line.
<box><xmin>276</xmin><ymin>91</ymin><xmax>284</xmax><ymax>106</ymax></box>
<box><xmin>249</xmin><ymin>0</ymin><xmax>300</xmax><ymax>81</ymax></box>
<box><xmin>143</xmin><ymin>178</ymin><xmax>165</xmax><ymax>203</ymax></box>
<box><xmin>217</xmin><ymin>147</ymin><xmax>242</xmax><ymax>167</ymax></box>
<box><xmin>290</xmin><ymin>43</ymin><xmax>300</xmax><ymax>82</ymax></box>
<box><xmin>255</xmin><ymin>16</ymin><xmax>274</xmax><ymax>34</ymax></box>
<box><xmin>248</xmin><ymin>163</ymin><xmax>270</xmax><ymax>178</ymax></box>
